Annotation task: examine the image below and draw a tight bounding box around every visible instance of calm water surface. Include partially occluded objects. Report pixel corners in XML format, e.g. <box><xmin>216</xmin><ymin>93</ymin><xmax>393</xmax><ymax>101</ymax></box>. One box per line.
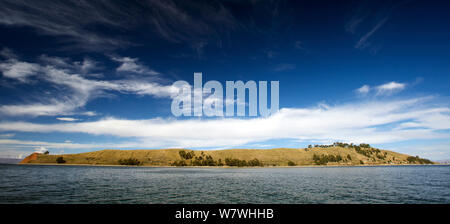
<box><xmin>0</xmin><ymin>164</ymin><xmax>449</xmax><ymax>203</ymax></box>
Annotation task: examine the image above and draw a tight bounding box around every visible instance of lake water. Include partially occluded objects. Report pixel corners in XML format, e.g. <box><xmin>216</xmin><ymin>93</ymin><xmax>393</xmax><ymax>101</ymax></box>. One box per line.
<box><xmin>0</xmin><ymin>164</ymin><xmax>449</xmax><ymax>203</ymax></box>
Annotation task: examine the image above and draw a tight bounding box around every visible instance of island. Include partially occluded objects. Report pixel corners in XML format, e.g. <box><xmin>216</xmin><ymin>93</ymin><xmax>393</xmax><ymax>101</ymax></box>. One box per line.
<box><xmin>19</xmin><ymin>142</ymin><xmax>435</xmax><ymax>167</ymax></box>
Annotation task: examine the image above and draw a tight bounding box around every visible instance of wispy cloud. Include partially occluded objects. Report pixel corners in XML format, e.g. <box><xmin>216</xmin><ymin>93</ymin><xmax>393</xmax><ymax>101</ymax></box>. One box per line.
<box><xmin>39</xmin><ymin>55</ymin><xmax>100</xmax><ymax>75</ymax></box>
<box><xmin>354</xmin><ymin>16</ymin><xmax>389</xmax><ymax>50</ymax></box>
<box><xmin>0</xmin><ymin>59</ymin><xmax>40</xmax><ymax>82</ymax></box>
<box><xmin>56</xmin><ymin>117</ymin><xmax>79</xmax><ymax>122</ymax></box>
<box><xmin>376</xmin><ymin>81</ymin><xmax>406</xmax><ymax>95</ymax></box>
<box><xmin>265</xmin><ymin>50</ymin><xmax>277</xmax><ymax>59</ymax></box>
<box><xmin>273</xmin><ymin>64</ymin><xmax>295</xmax><ymax>72</ymax></box>
<box><xmin>0</xmin><ymin>133</ymin><xmax>15</xmax><ymax>138</ymax></box>
<box><xmin>0</xmin><ymin>51</ymin><xmax>179</xmax><ymax>117</ymax></box>
<box><xmin>0</xmin><ymin>102</ymin><xmax>84</xmax><ymax>117</ymax></box>
<box><xmin>0</xmin><ymin>0</ymin><xmax>133</xmax><ymax>51</ymax></box>
<box><xmin>0</xmin><ymin>48</ymin><xmax>18</xmax><ymax>59</ymax></box>
<box><xmin>0</xmin><ymin>0</ymin><xmax>239</xmax><ymax>52</ymax></box>
<box><xmin>0</xmin><ymin>138</ymin><xmax>102</xmax><ymax>157</ymax></box>
<box><xmin>111</xmin><ymin>57</ymin><xmax>159</xmax><ymax>76</ymax></box>
<box><xmin>346</xmin><ymin>1</ymin><xmax>403</xmax><ymax>52</ymax></box>
<box><xmin>294</xmin><ymin>41</ymin><xmax>304</xmax><ymax>50</ymax></box>
<box><xmin>33</xmin><ymin>146</ymin><xmax>48</xmax><ymax>154</ymax></box>
<box><xmin>356</xmin><ymin>81</ymin><xmax>406</xmax><ymax>96</ymax></box>
<box><xmin>356</xmin><ymin>84</ymin><xmax>370</xmax><ymax>95</ymax></box>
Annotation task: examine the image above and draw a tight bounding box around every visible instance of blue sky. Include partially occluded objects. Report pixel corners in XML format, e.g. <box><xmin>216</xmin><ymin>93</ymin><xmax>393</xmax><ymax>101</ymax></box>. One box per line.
<box><xmin>0</xmin><ymin>0</ymin><xmax>449</xmax><ymax>160</ymax></box>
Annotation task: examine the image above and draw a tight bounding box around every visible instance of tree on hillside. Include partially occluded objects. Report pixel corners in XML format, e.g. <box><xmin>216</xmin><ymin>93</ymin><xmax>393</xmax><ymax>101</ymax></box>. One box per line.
<box><xmin>179</xmin><ymin>150</ymin><xmax>195</xmax><ymax>160</ymax></box>
<box><xmin>179</xmin><ymin>150</ymin><xmax>186</xmax><ymax>159</ymax></box>
<box><xmin>359</xmin><ymin>143</ymin><xmax>371</xmax><ymax>148</ymax></box>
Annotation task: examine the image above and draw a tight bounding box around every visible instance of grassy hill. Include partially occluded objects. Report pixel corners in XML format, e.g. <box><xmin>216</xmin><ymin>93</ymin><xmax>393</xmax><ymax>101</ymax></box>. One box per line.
<box><xmin>20</xmin><ymin>143</ymin><xmax>435</xmax><ymax>167</ymax></box>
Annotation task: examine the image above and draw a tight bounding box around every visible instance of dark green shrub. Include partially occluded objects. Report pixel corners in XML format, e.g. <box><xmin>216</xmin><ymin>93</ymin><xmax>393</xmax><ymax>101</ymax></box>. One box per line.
<box><xmin>56</xmin><ymin>157</ymin><xmax>65</xmax><ymax>164</ymax></box>
<box><xmin>287</xmin><ymin>161</ymin><xmax>296</xmax><ymax>166</ymax></box>
<box><xmin>118</xmin><ymin>158</ymin><xmax>142</xmax><ymax>166</ymax></box>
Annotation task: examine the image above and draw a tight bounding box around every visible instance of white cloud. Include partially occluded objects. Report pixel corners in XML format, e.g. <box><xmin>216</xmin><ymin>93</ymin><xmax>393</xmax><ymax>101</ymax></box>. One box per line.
<box><xmin>0</xmin><ymin>138</ymin><xmax>108</xmax><ymax>158</ymax></box>
<box><xmin>376</xmin><ymin>81</ymin><xmax>406</xmax><ymax>95</ymax></box>
<box><xmin>78</xmin><ymin>58</ymin><xmax>97</xmax><ymax>73</ymax></box>
<box><xmin>0</xmin><ymin>138</ymin><xmax>162</xmax><ymax>158</ymax></box>
<box><xmin>0</xmin><ymin>102</ymin><xmax>82</xmax><ymax>117</ymax></box>
<box><xmin>0</xmin><ymin>133</ymin><xmax>15</xmax><ymax>138</ymax></box>
<box><xmin>112</xmin><ymin>56</ymin><xmax>159</xmax><ymax>75</ymax></box>
<box><xmin>0</xmin><ymin>139</ymin><xmax>98</xmax><ymax>149</ymax></box>
<box><xmin>356</xmin><ymin>82</ymin><xmax>406</xmax><ymax>96</ymax></box>
<box><xmin>34</xmin><ymin>146</ymin><xmax>48</xmax><ymax>154</ymax></box>
<box><xmin>0</xmin><ymin>59</ymin><xmax>40</xmax><ymax>82</ymax></box>
<box><xmin>82</xmin><ymin>111</ymin><xmax>97</xmax><ymax>116</ymax></box>
<box><xmin>356</xmin><ymin>85</ymin><xmax>370</xmax><ymax>95</ymax></box>
<box><xmin>0</xmin><ymin>48</ymin><xmax>18</xmax><ymax>59</ymax></box>
<box><xmin>56</xmin><ymin>117</ymin><xmax>79</xmax><ymax>122</ymax></box>
<box><xmin>0</xmin><ymin>97</ymin><xmax>448</xmax><ymax>149</ymax></box>
<box><xmin>39</xmin><ymin>55</ymin><xmax>99</xmax><ymax>75</ymax></box>
<box><xmin>391</xmin><ymin>143</ymin><xmax>450</xmax><ymax>161</ymax></box>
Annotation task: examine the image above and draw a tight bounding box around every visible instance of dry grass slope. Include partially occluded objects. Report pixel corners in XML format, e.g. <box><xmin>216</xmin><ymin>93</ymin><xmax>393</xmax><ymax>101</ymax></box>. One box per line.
<box><xmin>20</xmin><ymin>146</ymin><xmax>434</xmax><ymax>167</ymax></box>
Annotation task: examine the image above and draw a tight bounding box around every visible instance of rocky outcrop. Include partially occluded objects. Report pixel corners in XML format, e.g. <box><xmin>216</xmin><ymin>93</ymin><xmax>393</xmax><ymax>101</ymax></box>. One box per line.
<box><xmin>20</xmin><ymin>153</ymin><xmax>39</xmax><ymax>164</ymax></box>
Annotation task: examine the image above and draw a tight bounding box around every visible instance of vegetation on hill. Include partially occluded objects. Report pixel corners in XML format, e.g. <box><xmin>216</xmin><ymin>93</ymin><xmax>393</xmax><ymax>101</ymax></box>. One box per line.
<box><xmin>406</xmin><ymin>156</ymin><xmax>433</xmax><ymax>164</ymax></box>
<box><xmin>171</xmin><ymin>150</ymin><xmax>263</xmax><ymax>167</ymax></box>
<box><xmin>313</xmin><ymin>154</ymin><xmax>343</xmax><ymax>165</ymax></box>
<box><xmin>224</xmin><ymin>158</ymin><xmax>263</xmax><ymax>167</ymax></box>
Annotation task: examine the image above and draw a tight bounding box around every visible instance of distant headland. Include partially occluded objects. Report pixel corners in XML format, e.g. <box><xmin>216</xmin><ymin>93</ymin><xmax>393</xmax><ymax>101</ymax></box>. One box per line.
<box><xmin>19</xmin><ymin>143</ymin><xmax>435</xmax><ymax>167</ymax></box>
